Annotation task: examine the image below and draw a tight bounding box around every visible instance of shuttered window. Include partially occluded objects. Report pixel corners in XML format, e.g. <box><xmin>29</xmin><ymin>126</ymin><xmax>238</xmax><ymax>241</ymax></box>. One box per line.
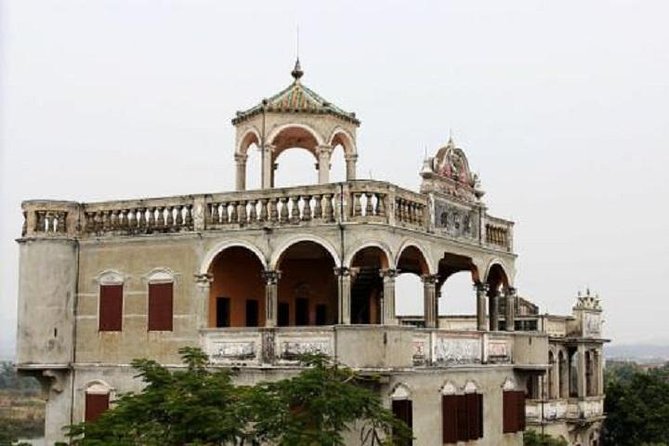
<box><xmin>503</xmin><ymin>390</ymin><xmax>526</xmax><ymax>433</ymax></box>
<box><xmin>99</xmin><ymin>284</ymin><xmax>123</xmax><ymax>331</ymax></box>
<box><xmin>442</xmin><ymin>394</ymin><xmax>483</xmax><ymax>444</ymax></box>
<box><xmin>85</xmin><ymin>392</ymin><xmax>109</xmax><ymax>422</ymax></box>
<box><xmin>148</xmin><ymin>282</ymin><xmax>173</xmax><ymax>331</ymax></box>
<box><xmin>392</xmin><ymin>399</ymin><xmax>413</xmax><ymax>446</ymax></box>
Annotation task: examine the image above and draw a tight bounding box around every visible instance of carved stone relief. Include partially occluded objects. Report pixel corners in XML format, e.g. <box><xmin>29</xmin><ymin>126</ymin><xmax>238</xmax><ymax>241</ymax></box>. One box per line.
<box><xmin>433</xmin><ymin>336</ymin><xmax>481</xmax><ymax>365</ymax></box>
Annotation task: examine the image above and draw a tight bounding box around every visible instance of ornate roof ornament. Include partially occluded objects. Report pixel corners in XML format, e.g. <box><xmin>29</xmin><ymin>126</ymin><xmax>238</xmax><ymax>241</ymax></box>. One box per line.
<box><xmin>419</xmin><ymin>138</ymin><xmax>484</xmax><ymax>203</ymax></box>
<box><xmin>291</xmin><ymin>58</ymin><xmax>304</xmax><ymax>81</ymax></box>
<box><xmin>574</xmin><ymin>289</ymin><xmax>602</xmax><ymax>311</ymax></box>
<box><xmin>232</xmin><ymin>59</ymin><xmax>359</xmax><ymax>126</ymax></box>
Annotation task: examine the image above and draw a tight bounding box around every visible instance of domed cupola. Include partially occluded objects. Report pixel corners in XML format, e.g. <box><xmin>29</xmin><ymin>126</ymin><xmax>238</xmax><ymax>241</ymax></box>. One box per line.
<box><xmin>231</xmin><ymin>60</ymin><xmax>360</xmax><ymax>190</ymax></box>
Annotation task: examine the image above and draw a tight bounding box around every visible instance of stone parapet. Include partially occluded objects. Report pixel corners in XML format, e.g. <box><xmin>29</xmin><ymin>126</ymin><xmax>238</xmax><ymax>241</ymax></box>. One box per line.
<box><xmin>20</xmin><ymin>180</ymin><xmax>514</xmax><ymax>252</ymax></box>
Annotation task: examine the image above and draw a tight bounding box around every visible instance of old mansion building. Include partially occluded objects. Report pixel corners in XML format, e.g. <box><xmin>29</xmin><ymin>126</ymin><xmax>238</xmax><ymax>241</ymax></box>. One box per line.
<box><xmin>16</xmin><ymin>61</ymin><xmax>606</xmax><ymax>445</ymax></box>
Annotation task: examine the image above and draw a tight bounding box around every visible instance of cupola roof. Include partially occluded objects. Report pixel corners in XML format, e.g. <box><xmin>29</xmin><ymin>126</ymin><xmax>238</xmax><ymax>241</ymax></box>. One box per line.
<box><xmin>232</xmin><ymin>59</ymin><xmax>360</xmax><ymax>126</ymax></box>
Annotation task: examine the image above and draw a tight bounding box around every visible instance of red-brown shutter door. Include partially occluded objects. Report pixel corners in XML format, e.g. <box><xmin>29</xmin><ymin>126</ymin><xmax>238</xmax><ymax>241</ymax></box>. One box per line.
<box><xmin>99</xmin><ymin>285</ymin><xmax>123</xmax><ymax>331</ymax></box>
<box><xmin>442</xmin><ymin>395</ymin><xmax>458</xmax><ymax>444</ymax></box>
<box><xmin>503</xmin><ymin>391</ymin><xmax>513</xmax><ymax>433</ymax></box>
<box><xmin>477</xmin><ymin>393</ymin><xmax>484</xmax><ymax>438</ymax></box>
<box><xmin>466</xmin><ymin>393</ymin><xmax>479</xmax><ymax>440</ymax></box>
<box><xmin>392</xmin><ymin>399</ymin><xmax>413</xmax><ymax>446</ymax></box>
<box><xmin>148</xmin><ymin>282</ymin><xmax>173</xmax><ymax>331</ymax></box>
<box><xmin>456</xmin><ymin>394</ymin><xmax>469</xmax><ymax>442</ymax></box>
<box><xmin>516</xmin><ymin>390</ymin><xmax>526</xmax><ymax>431</ymax></box>
<box><xmin>85</xmin><ymin>393</ymin><xmax>109</xmax><ymax>422</ymax></box>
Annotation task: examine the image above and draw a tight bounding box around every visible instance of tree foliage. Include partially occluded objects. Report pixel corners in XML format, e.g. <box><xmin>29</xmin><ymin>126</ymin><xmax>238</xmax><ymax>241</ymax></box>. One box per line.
<box><xmin>523</xmin><ymin>430</ymin><xmax>568</xmax><ymax>446</ymax></box>
<box><xmin>603</xmin><ymin>362</ymin><xmax>669</xmax><ymax>446</ymax></box>
<box><xmin>65</xmin><ymin>348</ymin><xmax>411</xmax><ymax>446</ymax></box>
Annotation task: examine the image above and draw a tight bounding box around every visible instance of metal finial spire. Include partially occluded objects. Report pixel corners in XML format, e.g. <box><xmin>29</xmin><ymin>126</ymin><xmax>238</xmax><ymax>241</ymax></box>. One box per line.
<box><xmin>291</xmin><ymin>58</ymin><xmax>304</xmax><ymax>81</ymax></box>
<box><xmin>291</xmin><ymin>26</ymin><xmax>304</xmax><ymax>81</ymax></box>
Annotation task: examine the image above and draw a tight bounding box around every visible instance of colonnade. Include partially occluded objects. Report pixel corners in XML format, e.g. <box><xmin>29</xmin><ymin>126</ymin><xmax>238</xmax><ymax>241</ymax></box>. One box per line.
<box><xmin>235</xmin><ymin>144</ymin><xmax>358</xmax><ymax>191</ymax></box>
<box><xmin>199</xmin><ymin>265</ymin><xmax>519</xmax><ymax>332</ymax></box>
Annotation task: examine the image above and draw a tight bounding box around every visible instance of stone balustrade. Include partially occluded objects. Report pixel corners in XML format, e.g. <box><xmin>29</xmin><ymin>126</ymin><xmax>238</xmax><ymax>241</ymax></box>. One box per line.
<box><xmin>21</xmin><ymin>180</ymin><xmax>512</xmax><ymax>250</ymax></box>
<box><xmin>199</xmin><ymin>325</ymin><xmax>533</xmax><ymax>369</ymax></box>
<box><xmin>484</xmin><ymin>215</ymin><xmax>514</xmax><ymax>252</ymax></box>
<box><xmin>525</xmin><ymin>396</ymin><xmax>604</xmax><ymax>422</ymax></box>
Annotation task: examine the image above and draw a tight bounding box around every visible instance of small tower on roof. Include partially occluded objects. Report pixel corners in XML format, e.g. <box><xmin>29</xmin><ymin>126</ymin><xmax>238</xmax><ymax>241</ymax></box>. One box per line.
<box><xmin>232</xmin><ymin>60</ymin><xmax>360</xmax><ymax>190</ymax></box>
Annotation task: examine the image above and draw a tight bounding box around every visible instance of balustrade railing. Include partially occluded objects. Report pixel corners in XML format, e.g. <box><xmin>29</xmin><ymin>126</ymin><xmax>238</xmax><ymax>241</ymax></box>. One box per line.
<box><xmin>484</xmin><ymin>216</ymin><xmax>514</xmax><ymax>251</ymax></box>
<box><xmin>21</xmin><ymin>180</ymin><xmax>511</xmax><ymax>251</ymax></box>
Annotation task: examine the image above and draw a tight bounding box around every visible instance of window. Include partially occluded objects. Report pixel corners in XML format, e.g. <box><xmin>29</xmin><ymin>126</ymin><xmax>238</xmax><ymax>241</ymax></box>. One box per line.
<box><xmin>85</xmin><ymin>382</ymin><xmax>111</xmax><ymax>422</ymax></box>
<box><xmin>99</xmin><ymin>284</ymin><xmax>123</xmax><ymax>331</ymax></box>
<box><xmin>392</xmin><ymin>399</ymin><xmax>413</xmax><ymax>446</ymax></box>
<box><xmin>442</xmin><ymin>393</ymin><xmax>483</xmax><ymax>443</ymax></box>
<box><xmin>216</xmin><ymin>297</ymin><xmax>230</xmax><ymax>327</ymax></box>
<box><xmin>245</xmin><ymin>299</ymin><xmax>259</xmax><ymax>327</ymax></box>
<box><xmin>85</xmin><ymin>392</ymin><xmax>109</xmax><ymax>422</ymax></box>
<box><xmin>295</xmin><ymin>297</ymin><xmax>309</xmax><ymax>325</ymax></box>
<box><xmin>315</xmin><ymin>304</ymin><xmax>327</xmax><ymax>325</ymax></box>
<box><xmin>148</xmin><ymin>282</ymin><xmax>173</xmax><ymax>331</ymax></box>
<box><xmin>503</xmin><ymin>390</ymin><xmax>526</xmax><ymax>433</ymax></box>
<box><xmin>278</xmin><ymin>302</ymin><xmax>290</xmax><ymax>326</ymax></box>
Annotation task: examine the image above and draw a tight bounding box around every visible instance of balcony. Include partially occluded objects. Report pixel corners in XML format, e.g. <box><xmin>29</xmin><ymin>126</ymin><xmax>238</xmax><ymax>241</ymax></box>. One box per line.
<box><xmin>526</xmin><ymin>396</ymin><xmax>604</xmax><ymax>423</ymax></box>
<box><xmin>199</xmin><ymin>325</ymin><xmax>533</xmax><ymax>369</ymax></box>
<box><xmin>21</xmin><ymin>180</ymin><xmax>513</xmax><ymax>252</ymax></box>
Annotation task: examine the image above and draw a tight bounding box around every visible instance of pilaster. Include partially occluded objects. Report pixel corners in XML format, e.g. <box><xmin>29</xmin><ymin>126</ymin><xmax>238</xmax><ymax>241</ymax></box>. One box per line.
<box><xmin>262</xmin><ymin>270</ymin><xmax>281</xmax><ymax>327</ymax></box>
<box><xmin>380</xmin><ymin>269</ymin><xmax>398</xmax><ymax>325</ymax></box>
<box><xmin>422</xmin><ymin>274</ymin><xmax>439</xmax><ymax>328</ymax></box>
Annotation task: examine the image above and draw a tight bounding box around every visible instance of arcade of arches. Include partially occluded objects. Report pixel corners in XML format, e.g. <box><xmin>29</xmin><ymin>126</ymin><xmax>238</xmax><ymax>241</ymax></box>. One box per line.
<box><xmin>235</xmin><ymin>126</ymin><xmax>357</xmax><ymax>191</ymax></box>
<box><xmin>206</xmin><ymin>242</ymin><xmax>518</xmax><ymax>331</ymax></box>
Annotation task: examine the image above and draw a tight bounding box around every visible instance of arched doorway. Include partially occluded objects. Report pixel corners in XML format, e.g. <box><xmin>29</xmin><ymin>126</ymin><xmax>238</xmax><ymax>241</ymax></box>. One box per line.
<box><xmin>438</xmin><ymin>253</ymin><xmax>478</xmax><ymax>328</ymax></box>
<box><xmin>270</xmin><ymin>125</ymin><xmax>321</xmax><ymax>188</ymax></box>
<box><xmin>275</xmin><ymin>241</ymin><xmax>338</xmax><ymax>326</ymax></box>
<box><xmin>208</xmin><ymin>246</ymin><xmax>266</xmax><ymax>327</ymax></box>
<box><xmin>486</xmin><ymin>263</ymin><xmax>510</xmax><ymax>331</ymax></box>
<box><xmin>396</xmin><ymin>245</ymin><xmax>431</xmax><ymax>325</ymax></box>
<box><xmin>350</xmin><ymin>246</ymin><xmax>390</xmax><ymax>324</ymax></box>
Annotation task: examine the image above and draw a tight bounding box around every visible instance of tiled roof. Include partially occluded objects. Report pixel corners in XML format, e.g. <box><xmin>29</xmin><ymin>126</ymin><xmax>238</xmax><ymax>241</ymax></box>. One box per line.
<box><xmin>232</xmin><ymin>75</ymin><xmax>359</xmax><ymax>126</ymax></box>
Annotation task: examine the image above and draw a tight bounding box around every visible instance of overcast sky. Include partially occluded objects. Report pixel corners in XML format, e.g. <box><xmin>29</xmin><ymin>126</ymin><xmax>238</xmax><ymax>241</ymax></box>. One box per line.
<box><xmin>2</xmin><ymin>0</ymin><xmax>668</xmax><ymax>358</ymax></box>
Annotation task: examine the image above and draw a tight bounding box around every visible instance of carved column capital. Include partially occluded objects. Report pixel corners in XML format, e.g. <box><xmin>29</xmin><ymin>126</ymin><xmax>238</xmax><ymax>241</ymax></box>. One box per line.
<box><xmin>345</xmin><ymin>154</ymin><xmax>359</xmax><ymax>162</ymax></box>
<box><xmin>234</xmin><ymin>153</ymin><xmax>248</xmax><ymax>164</ymax></box>
<box><xmin>334</xmin><ymin>266</ymin><xmax>359</xmax><ymax>279</ymax></box>
<box><xmin>474</xmin><ymin>282</ymin><xmax>489</xmax><ymax>294</ymax></box>
<box><xmin>262</xmin><ymin>270</ymin><xmax>281</xmax><ymax>285</ymax></box>
<box><xmin>194</xmin><ymin>273</ymin><xmax>213</xmax><ymax>288</ymax></box>
<box><xmin>380</xmin><ymin>268</ymin><xmax>398</xmax><ymax>280</ymax></box>
<box><xmin>316</xmin><ymin>144</ymin><xmax>333</xmax><ymax>156</ymax></box>
<box><xmin>421</xmin><ymin>274</ymin><xmax>439</xmax><ymax>285</ymax></box>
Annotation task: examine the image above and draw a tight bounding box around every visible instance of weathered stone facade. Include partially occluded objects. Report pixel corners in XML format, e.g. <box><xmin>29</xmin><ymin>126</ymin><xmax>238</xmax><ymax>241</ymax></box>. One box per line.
<box><xmin>15</xmin><ymin>62</ymin><xmax>606</xmax><ymax>445</ymax></box>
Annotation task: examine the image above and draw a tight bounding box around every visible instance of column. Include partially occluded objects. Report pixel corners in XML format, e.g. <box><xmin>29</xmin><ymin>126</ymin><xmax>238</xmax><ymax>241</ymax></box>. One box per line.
<box><xmin>560</xmin><ymin>354</ymin><xmax>569</xmax><ymax>398</ymax></box>
<box><xmin>261</xmin><ymin>144</ymin><xmax>275</xmax><ymax>189</ymax></box>
<box><xmin>345</xmin><ymin>154</ymin><xmax>358</xmax><ymax>181</ymax></box>
<box><xmin>234</xmin><ymin>153</ymin><xmax>247</xmax><ymax>191</ymax></box>
<box><xmin>335</xmin><ymin>267</ymin><xmax>355</xmax><ymax>324</ymax></box>
<box><xmin>506</xmin><ymin>287</ymin><xmax>517</xmax><ymax>332</ymax></box>
<box><xmin>194</xmin><ymin>273</ymin><xmax>213</xmax><ymax>329</ymax></box>
<box><xmin>489</xmin><ymin>289</ymin><xmax>500</xmax><ymax>331</ymax></box>
<box><xmin>577</xmin><ymin>345</ymin><xmax>586</xmax><ymax>398</ymax></box>
<box><xmin>596</xmin><ymin>349</ymin><xmax>604</xmax><ymax>396</ymax></box>
<box><xmin>262</xmin><ymin>270</ymin><xmax>281</xmax><ymax>328</ymax></box>
<box><xmin>316</xmin><ymin>145</ymin><xmax>332</xmax><ymax>184</ymax></box>
<box><xmin>422</xmin><ymin>274</ymin><xmax>438</xmax><ymax>328</ymax></box>
<box><xmin>475</xmin><ymin>282</ymin><xmax>488</xmax><ymax>331</ymax></box>
<box><xmin>380</xmin><ymin>269</ymin><xmax>398</xmax><ymax>325</ymax></box>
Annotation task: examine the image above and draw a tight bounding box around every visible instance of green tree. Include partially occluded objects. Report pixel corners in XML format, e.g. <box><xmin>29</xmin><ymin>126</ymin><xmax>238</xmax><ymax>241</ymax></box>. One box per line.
<box><xmin>66</xmin><ymin>348</ymin><xmax>411</xmax><ymax>446</ymax></box>
<box><xmin>523</xmin><ymin>430</ymin><xmax>568</xmax><ymax>446</ymax></box>
<box><xmin>603</xmin><ymin>363</ymin><xmax>669</xmax><ymax>446</ymax></box>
